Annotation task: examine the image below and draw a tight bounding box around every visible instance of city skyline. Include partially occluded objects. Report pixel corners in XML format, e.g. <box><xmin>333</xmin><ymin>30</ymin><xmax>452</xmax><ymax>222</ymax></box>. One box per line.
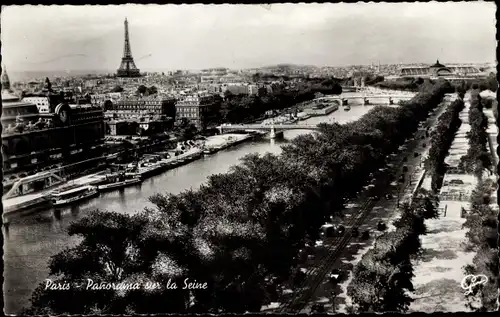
<box><xmin>1</xmin><ymin>3</ymin><xmax>496</xmax><ymax>74</ymax></box>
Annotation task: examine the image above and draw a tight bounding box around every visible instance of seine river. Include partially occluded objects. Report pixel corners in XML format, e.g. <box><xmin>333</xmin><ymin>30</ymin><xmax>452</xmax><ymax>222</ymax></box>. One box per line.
<box><xmin>3</xmin><ymin>98</ymin><xmax>395</xmax><ymax>313</ymax></box>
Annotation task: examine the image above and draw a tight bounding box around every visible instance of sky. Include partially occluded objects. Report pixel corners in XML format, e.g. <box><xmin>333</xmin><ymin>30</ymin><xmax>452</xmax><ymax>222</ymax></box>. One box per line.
<box><xmin>1</xmin><ymin>2</ymin><xmax>497</xmax><ymax>73</ymax></box>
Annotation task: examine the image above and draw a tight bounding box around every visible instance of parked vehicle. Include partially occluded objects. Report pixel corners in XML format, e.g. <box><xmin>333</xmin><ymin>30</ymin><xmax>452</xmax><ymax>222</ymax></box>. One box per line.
<box><xmin>293</xmin><ymin>270</ymin><xmax>306</xmax><ymax>286</ymax></box>
<box><xmin>329</xmin><ymin>268</ymin><xmax>342</xmax><ymax>283</ymax></box>
<box><xmin>361</xmin><ymin>230</ymin><xmax>370</xmax><ymax>240</ymax></box>
<box><xmin>311</xmin><ymin>303</ymin><xmax>325</xmax><ymax>313</ymax></box>
<box><xmin>352</xmin><ymin>227</ymin><xmax>359</xmax><ymax>237</ymax></box>
<box><xmin>377</xmin><ymin>221</ymin><xmax>387</xmax><ymax>231</ymax></box>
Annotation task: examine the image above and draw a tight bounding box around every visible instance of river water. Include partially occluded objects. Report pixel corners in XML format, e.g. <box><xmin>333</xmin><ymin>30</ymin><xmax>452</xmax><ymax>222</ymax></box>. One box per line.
<box><xmin>3</xmin><ymin>95</ymin><xmax>403</xmax><ymax>313</ymax></box>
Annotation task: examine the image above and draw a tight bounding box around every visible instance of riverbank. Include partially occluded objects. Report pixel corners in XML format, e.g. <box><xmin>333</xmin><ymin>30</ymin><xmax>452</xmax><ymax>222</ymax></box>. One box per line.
<box><xmin>3</xmin><ymin>89</ymin><xmax>407</xmax><ymax>217</ymax></box>
<box><xmin>3</xmin><ymin>91</ymin><xmax>390</xmax><ymax>314</ymax></box>
<box><xmin>2</xmin><ymin>172</ymin><xmax>108</xmax><ymax>219</ymax></box>
<box><xmin>203</xmin><ymin>133</ymin><xmax>256</xmax><ymax>153</ymax></box>
<box><xmin>2</xmin><ymin>132</ymin><xmax>259</xmax><ymax>219</ymax></box>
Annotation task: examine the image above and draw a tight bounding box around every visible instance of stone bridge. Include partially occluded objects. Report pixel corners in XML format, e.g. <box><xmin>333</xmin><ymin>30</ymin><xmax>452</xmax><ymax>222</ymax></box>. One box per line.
<box><xmin>217</xmin><ymin>123</ymin><xmax>320</xmax><ymax>137</ymax></box>
<box><xmin>316</xmin><ymin>94</ymin><xmax>414</xmax><ymax>105</ymax></box>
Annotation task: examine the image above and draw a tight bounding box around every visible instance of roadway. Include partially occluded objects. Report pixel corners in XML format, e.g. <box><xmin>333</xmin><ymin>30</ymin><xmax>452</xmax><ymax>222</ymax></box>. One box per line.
<box><xmin>273</xmin><ymin>94</ymin><xmax>453</xmax><ymax>313</ymax></box>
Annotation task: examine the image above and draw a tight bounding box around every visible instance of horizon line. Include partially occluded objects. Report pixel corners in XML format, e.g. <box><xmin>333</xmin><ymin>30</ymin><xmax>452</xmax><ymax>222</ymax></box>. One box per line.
<box><xmin>7</xmin><ymin>60</ymin><xmax>495</xmax><ymax>74</ymax></box>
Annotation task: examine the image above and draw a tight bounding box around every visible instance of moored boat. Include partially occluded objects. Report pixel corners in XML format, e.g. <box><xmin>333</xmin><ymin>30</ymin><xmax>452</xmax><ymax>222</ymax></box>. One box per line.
<box><xmin>298</xmin><ymin>113</ymin><xmax>312</xmax><ymax>121</ymax></box>
<box><xmin>51</xmin><ymin>185</ymin><xmax>99</xmax><ymax>207</ymax></box>
<box><xmin>203</xmin><ymin>148</ymin><xmax>216</xmax><ymax>155</ymax></box>
<box><xmin>97</xmin><ymin>173</ymin><xmax>142</xmax><ymax>191</ymax></box>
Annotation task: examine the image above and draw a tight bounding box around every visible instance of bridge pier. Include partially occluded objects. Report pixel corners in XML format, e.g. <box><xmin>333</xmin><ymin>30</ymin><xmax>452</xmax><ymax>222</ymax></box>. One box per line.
<box><xmin>218</xmin><ymin>126</ymin><xmax>223</xmax><ymax>135</ymax></box>
<box><xmin>53</xmin><ymin>208</ymin><xmax>61</xmax><ymax>220</ymax></box>
<box><xmin>270</xmin><ymin>126</ymin><xmax>276</xmax><ymax>139</ymax></box>
<box><xmin>389</xmin><ymin>97</ymin><xmax>394</xmax><ymax>105</ymax></box>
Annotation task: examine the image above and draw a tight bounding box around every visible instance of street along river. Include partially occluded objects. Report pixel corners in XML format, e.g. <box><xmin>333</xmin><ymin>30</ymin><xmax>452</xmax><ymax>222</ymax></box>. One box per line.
<box><xmin>3</xmin><ymin>98</ymin><xmax>399</xmax><ymax>314</ymax></box>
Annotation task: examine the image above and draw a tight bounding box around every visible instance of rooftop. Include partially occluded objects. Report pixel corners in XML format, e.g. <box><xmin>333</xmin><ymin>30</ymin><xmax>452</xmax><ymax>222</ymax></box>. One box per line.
<box><xmin>430</xmin><ymin>60</ymin><xmax>447</xmax><ymax>68</ymax></box>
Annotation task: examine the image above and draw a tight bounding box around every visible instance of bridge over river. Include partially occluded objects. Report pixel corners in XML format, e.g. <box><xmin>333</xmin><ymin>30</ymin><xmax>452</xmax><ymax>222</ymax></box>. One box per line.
<box><xmin>218</xmin><ymin>123</ymin><xmax>320</xmax><ymax>135</ymax></box>
<box><xmin>315</xmin><ymin>93</ymin><xmax>414</xmax><ymax>105</ymax></box>
<box><xmin>218</xmin><ymin>92</ymin><xmax>415</xmax><ymax>135</ymax></box>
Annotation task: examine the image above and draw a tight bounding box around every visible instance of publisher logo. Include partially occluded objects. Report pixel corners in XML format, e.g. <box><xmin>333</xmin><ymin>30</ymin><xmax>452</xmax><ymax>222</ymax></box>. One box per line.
<box><xmin>461</xmin><ymin>274</ymin><xmax>488</xmax><ymax>295</ymax></box>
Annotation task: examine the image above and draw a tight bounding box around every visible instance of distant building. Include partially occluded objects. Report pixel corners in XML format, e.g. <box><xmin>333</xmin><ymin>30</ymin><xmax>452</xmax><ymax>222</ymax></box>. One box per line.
<box><xmin>400</xmin><ymin>60</ymin><xmax>482</xmax><ymax>78</ymax></box>
<box><xmin>200</xmin><ymin>68</ymin><xmax>229</xmax><ymax>83</ymax></box>
<box><xmin>106</xmin><ymin>118</ymin><xmax>171</xmax><ymax>136</ymax></box>
<box><xmin>90</xmin><ymin>92</ymin><xmax>122</xmax><ymax>108</ymax></box>
<box><xmin>221</xmin><ymin>83</ymin><xmax>248</xmax><ymax>96</ymax></box>
<box><xmin>22</xmin><ymin>96</ymin><xmax>51</xmax><ymax>114</ymax></box>
<box><xmin>175</xmin><ymin>93</ymin><xmax>221</xmax><ymax>130</ymax></box>
<box><xmin>247</xmin><ymin>84</ymin><xmax>267</xmax><ymax>96</ymax></box>
<box><xmin>265</xmin><ymin>84</ymin><xmax>274</xmax><ymax>94</ymax></box>
<box><xmin>107</xmin><ymin>120</ymin><xmax>138</xmax><ymax>136</ymax></box>
<box><xmin>106</xmin><ymin>96</ymin><xmax>177</xmax><ymax>119</ymax></box>
<box><xmin>1</xmin><ymin>66</ymin><xmax>105</xmax><ymax>189</ymax></box>
<box><xmin>201</xmin><ymin>84</ymin><xmax>223</xmax><ymax>94</ymax></box>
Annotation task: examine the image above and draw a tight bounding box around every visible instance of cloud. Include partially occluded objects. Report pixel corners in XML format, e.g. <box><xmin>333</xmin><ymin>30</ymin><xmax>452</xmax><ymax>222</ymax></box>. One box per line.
<box><xmin>1</xmin><ymin>2</ymin><xmax>496</xmax><ymax>72</ymax></box>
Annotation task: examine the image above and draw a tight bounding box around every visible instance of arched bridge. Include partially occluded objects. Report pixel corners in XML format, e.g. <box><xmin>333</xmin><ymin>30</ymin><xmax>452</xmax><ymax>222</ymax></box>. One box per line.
<box><xmin>316</xmin><ymin>94</ymin><xmax>414</xmax><ymax>105</ymax></box>
<box><xmin>217</xmin><ymin>123</ymin><xmax>320</xmax><ymax>136</ymax></box>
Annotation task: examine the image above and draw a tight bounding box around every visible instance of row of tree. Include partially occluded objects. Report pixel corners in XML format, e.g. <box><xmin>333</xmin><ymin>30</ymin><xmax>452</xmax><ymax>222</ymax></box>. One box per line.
<box><xmin>426</xmin><ymin>96</ymin><xmax>465</xmax><ymax>192</ymax></box>
<box><xmin>374</xmin><ymin>77</ymin><xmax>433</xmax><ymax>92</ymax></box>
<box><xmin>458</xmin><ymin>91</ymin><xmax>492</xmax><ymax>177</ymax></box>
<box><xmin>462</xmin><ymin>179</ymin><xmax>499</xmax><ymax>311</ymax></box>
<box><xmin>26</xmin><ymin>80</ymin><xmax>454</xmax><ymax>314</ymax></box>
<box><xmin>373</xmin><ymin>73</ymin><xmax>497</xmax><ymax>95</ymax></box>
<box><xmin>347</xmin><ymin>189</ymin><xmax>440</xmax><ymax>313</ymax></box>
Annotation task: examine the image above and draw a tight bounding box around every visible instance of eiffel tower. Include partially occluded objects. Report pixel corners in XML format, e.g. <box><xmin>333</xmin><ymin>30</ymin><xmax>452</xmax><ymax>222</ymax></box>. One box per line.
<box><xmin>117</xmin><ymin>18</ymin><xmax>141</xmax><ymax>77</ymax></box>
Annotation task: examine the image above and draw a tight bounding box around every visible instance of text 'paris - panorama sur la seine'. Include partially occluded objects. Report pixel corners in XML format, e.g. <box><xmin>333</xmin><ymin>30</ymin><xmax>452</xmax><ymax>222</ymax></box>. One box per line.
<box><xmin>44</xmin><ymin>278</ymin><xmax>208</xmax><ymax>291</ymax></box>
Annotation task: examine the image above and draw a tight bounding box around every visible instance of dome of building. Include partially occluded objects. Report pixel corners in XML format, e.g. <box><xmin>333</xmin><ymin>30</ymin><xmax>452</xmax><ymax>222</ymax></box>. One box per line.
<box><xmin>1</xmin><ymin>64</ymin><xmax>11</xmax><ymax>90</ymax></box>
<box><xmin>2</xmin><ymin>65</ymin><xmax>41</xmax><ymax>128</ymax></box>
<box><xmin>1</xmin><ymin>65</ymin><xmax>21</xmax><ymax>102</ymax></box>
<box><xmin>430</xmin><ymin>59</ymin><xmax>446</xmax><ymax>68</ymax></box>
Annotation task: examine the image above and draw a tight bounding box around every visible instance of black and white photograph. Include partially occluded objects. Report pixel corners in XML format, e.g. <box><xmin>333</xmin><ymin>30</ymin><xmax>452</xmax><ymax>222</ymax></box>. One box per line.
<box><xmin>1</xmin><ymin>2</ymin><xmax>498</xmax><ymax>315</ymax></box>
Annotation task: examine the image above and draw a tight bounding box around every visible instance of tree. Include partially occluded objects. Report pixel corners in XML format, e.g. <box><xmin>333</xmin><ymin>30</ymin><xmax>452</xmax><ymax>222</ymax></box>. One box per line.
<box><xmin>348</xmin><ymin>248</ymin><xmax>415</xmax><ymax>313</ymax></box>
<box><xmin>252</xmin><ymin>72</ymin><xmax>261</xmax><ymax>83</ymax></box>
<box><xmin>174</xmin><ymin>118</ymin><xmax>198</xmax><ymax>140</ymax></box>
<box><xmin>136</xmin><ymin>85</ymin><xmax>148</xmax><ymax>96</ymax></box>
<box><xmin>331</xmin><ymin>83</ymin><xmax>343</xmax><ymax>95</ymax></box>
<box><xmin>223</xmin><ymin>90</ymin><xmax>233</xmax><ymax>100</ymax></box>
<box><xmin>27</xmin><ymin>80</ymin><xmax>453</xmax><ymax>314</ymax></box>
<box><xmin>26</xmin><ymin>211</ymin><xmax>154</xmax><ymax>314</ymax></box>
<box><xmin>147</xmin><ymin>86</ymin><xmax>158</xmax><ymax>95</ymax></box>
<box><xmin>348</xmin><ymin>184</ymin><xmax>440</xmax><ymax>313</ymax></box>
<box><xmin>111</xmin><ymin>85</ymin><xmax>124</xmax><ymax>93</ymax></box>
<box><xmin>459</xmin><ymin>92</ymin><xmax>492</xmax><ymax>178</ymax></box>
<box><xmin>462</xmin><ymin>179</ymin><xmax>499</xmax><ymax>311</ymax></box>
<box><xmin>426</xmin><ymin>98</ymin><xmax>464</xmax><ymax>191</ymax></box>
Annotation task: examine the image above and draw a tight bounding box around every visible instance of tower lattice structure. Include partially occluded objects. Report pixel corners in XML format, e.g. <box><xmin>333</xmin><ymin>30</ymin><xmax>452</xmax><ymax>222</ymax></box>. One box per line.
<box><xmin>117</xmin><ymin>18</ymin><xmax>141</xmax><ymax>77</ymax></box>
